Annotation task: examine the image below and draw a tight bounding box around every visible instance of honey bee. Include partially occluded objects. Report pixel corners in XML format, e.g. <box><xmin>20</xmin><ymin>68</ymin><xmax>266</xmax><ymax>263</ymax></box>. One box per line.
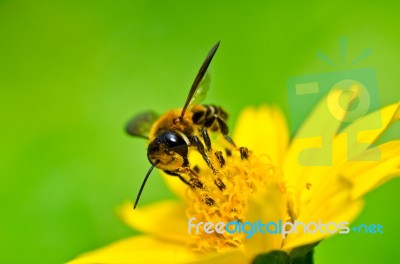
<box><xmin>126</xmin><ymin>41</ymin><xmax>244</xmax><ymax>209</ymax></box>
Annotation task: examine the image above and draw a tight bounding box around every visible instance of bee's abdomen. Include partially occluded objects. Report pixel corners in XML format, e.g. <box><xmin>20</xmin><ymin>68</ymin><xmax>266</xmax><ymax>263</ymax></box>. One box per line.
<box><xmin>192</xmin><ymin>104</ymin><xmax>228</xmax><ymax>125</ymax></box>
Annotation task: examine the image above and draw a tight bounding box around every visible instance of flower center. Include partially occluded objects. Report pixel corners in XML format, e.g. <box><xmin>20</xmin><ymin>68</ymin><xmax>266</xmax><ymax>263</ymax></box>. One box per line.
<box><xmin>185</xmin><ymin>142</ymin><xmax>276</xmax><ymax>253</ymax></box>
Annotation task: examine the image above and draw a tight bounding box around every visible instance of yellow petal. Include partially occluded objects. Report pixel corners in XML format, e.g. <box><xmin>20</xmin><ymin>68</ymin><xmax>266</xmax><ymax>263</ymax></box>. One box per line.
<box><xmin>283</xmin><ymin>199</ymin><xmax>363</xmax><ymax>251</ymax></box>
<box><xmin>283</xmin><ymin>89</ymin><xmax>356</xmax><ymax>188</ymax></box>
<box><xmin>119</xmin><ymin>200</ymin><xmax>190</xmax><ymax>243</ymax></box>
<box><xmin>340</xmin><ymin>140</ymin><xmax>400</xmax><ymax>199</ymax></box>
<box><xmin>191</xmin><ymin>249</ymin><xmax>249</xmax><ymax>264</ymax></box>
<box><xmin>245</xmin><ymin>181</ymin><xmax>286</xmax><ymax>255</ymax></box>
<box><xmin>283</xmin><ymin>175</ymin><xmax>364</xmax><ymax>250</ymax></box>
<box><xmin>233</xmin><ymin>106</ymin><xmax>289</xmax><ymax>166</ymax></box>
<box><xmin>339</xmin><ymin>102</ymin><xmax>400</xmax><ymax>159</ymax></box>
<box><xmin>284</xmin><ymin>101</ymin><xmax>399</xmax><ymax>209</ymax></box>
<box><xmin>283</xmin><ymin>160</ymin><xmax>364</xmax><ymax>250</ymax></box>
<box><xmin>68</xmin><ymin>235</ymin><xmax>249</xmax><ymax>264</ymax></box>
<box><xmin>161</xmin><ymin>171</ymin><xmax>189</xmax><ymax>202</ymax></box>
<box><xmin>67</xmin><ymin>235</ymin><xmax>197</xmax><ymax>264</ymax></box>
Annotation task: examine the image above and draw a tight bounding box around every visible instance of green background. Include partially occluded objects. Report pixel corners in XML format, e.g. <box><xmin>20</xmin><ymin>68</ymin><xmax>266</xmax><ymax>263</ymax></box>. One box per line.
<box><xmin>1</xmin><ymin>0</ymin><xmax>399</xmax><ymax>263</ymax></box>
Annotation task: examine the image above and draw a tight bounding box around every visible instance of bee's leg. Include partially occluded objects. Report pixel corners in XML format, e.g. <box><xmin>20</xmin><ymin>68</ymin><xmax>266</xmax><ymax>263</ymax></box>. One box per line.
<box><xmin>189</xmin><ymin>176</ymin><xmax>204</xmax><ymax>189</ymax></box>
<box><xmin>191</xmin><ymin>136</ymin><xmax>218</xmax><ymax>174</ymax></box>
<box><xmin>204</xmin><ymin>115</ymin><xmax>236</xmax><ymax>146</ymax></box>
<box><xmin>224</xmin><ymin>135</ymin><xmax>236</xmax><ymax>147</ymax></box>
<box><xmin>178</xmin><ymin>175</ymin><xmax>190</xmax><ymax>186</ymax></box>
<box><xmin>163</xmin><ymin>170</ymin><xmax>191</xmax><ymax>186</ymax></box>
<box><xmin>202</xmin><ymin>129</ymin><xmax>212</xmax><ymax>151</ymax></box>
<box><xmin>181</xmin><ymin>167</ymin><xmax>205</xmax><ymax>189</ymax></box>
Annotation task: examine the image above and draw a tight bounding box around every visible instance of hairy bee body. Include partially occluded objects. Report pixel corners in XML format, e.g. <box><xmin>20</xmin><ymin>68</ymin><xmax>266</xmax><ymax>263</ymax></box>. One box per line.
<box><xmin>149</xmin><ymin>109</ymin><xmax>195</xmax><ymax>141</ymax></box>
<box><xmin>147</xmin><ymin>104</ymin><xmax>231</xmax><ymax>175</ymax></box>
<box><xmin>128</xmin><ymin>41</ymin><xmax>245</xmax><ymax>209</ymax></box>
<box><xmin>149</xmin><ymin>105</ymin><xmax>228</xmax><ymax>140</ymax></box>
<box><xmin>192</xmin><ymin>104</ymin><xmax>229</xmax><ymax>133</ymax></box>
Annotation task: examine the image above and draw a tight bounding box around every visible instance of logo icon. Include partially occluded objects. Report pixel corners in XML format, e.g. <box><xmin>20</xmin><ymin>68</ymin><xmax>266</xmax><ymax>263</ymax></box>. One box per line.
<box><xmin>287</xmin><ymin>38</ymin><xmax>381</xmax><ymax>165</ymax></box>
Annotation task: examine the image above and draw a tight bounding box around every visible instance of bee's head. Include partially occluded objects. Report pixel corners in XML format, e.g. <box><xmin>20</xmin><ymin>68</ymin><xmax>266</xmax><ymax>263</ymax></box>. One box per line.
<box><xmin>147</xmin><ymin>131</ymin><xmax>189</xmax><ymax>171</ymax></box>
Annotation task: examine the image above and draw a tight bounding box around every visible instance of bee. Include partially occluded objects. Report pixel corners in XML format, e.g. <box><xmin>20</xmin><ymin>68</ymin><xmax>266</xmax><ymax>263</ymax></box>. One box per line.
<box><xmin>126</xmin><ymin>41</ymin><xmax>239</xmax><ymax>209</ymax></box>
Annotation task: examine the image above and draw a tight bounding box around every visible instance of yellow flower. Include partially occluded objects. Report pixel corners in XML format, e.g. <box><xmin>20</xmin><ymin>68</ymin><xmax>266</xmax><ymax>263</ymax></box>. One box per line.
<box><xmin>69</xmin><ymin>91</ymin><xmax>400</xmax><ymax>264</ymax></box>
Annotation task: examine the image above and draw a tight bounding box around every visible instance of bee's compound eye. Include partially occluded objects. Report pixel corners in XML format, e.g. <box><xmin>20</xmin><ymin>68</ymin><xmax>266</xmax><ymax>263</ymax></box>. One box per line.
<box><xmin>163</xmin><ymin>131</ymin><xmax>188</xmax><ymax>157</ymax></box>
<box><xmin>163</xmin><ymin>131</ymin><xmax>185</xmax><ymax>147</ymax></box>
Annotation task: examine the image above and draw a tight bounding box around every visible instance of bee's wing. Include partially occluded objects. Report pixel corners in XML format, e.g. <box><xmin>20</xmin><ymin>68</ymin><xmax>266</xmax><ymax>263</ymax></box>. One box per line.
<box><xmin>187</xmin><ymin>72</ymin><xmax>211</xmax><ymax>109</ymax></box>
<box><xmin>125</xmin><ymin>111</ymin><xmax>159</xmax><ymax>139</ymax></box>
<box><xmin>180</xmin><ymin>41</ymin><xmax>220</xmax><ymax>118</ymax></box>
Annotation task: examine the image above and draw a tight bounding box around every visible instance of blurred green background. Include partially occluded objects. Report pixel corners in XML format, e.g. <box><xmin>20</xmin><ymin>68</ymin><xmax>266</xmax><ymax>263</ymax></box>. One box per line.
<box><xmin>1</xmin><ymin>0</ymin><xmax>399</xmax><ymax>263</ymax></box>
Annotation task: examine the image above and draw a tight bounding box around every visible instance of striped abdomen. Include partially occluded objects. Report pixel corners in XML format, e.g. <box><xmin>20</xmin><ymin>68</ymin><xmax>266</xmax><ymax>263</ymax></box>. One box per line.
<box><xmin>191</xmin><ymin>105</ymin><xmax>229</xmax><ymax>134</ymax></box>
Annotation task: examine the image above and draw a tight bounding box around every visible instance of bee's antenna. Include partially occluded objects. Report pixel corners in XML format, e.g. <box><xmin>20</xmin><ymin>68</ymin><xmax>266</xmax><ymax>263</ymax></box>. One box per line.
<box><xmin>133</xmin><ymin>160</ymin><xmax>159</xmax><ymax>209</ymax></box>
<box><xmin>180</xmin><ymin>41</ymin><xmax>220</xmax><ymax>119</ymax></box>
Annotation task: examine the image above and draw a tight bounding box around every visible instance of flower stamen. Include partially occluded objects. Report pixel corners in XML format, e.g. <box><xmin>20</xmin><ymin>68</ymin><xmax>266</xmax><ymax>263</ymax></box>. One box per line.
<box><xmin>186</xmin><ymin>142</ymin><xmax>276</xmax><ymax>252</ymax></box>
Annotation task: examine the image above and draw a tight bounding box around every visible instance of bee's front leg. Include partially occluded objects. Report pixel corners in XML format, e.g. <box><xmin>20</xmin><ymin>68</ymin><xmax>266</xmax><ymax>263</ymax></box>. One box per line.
<box><xmin>163</xmin><ymin>170</ymin><xmax>191</xmax><ymax>186</ymax></box>
<box><xmin>201</xmin><ymin>129</ymin><xmax>212</xmax><ymax>151</ymax></box>
<box><xmin>223</xmin><ymin>134</ymin><xmax>236</xmax><ymax>147</ymax></box>
<box><xmin>190</xmin><ymin>135</ymin><xmax>218</xmax><ymax>174</ymax></box>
